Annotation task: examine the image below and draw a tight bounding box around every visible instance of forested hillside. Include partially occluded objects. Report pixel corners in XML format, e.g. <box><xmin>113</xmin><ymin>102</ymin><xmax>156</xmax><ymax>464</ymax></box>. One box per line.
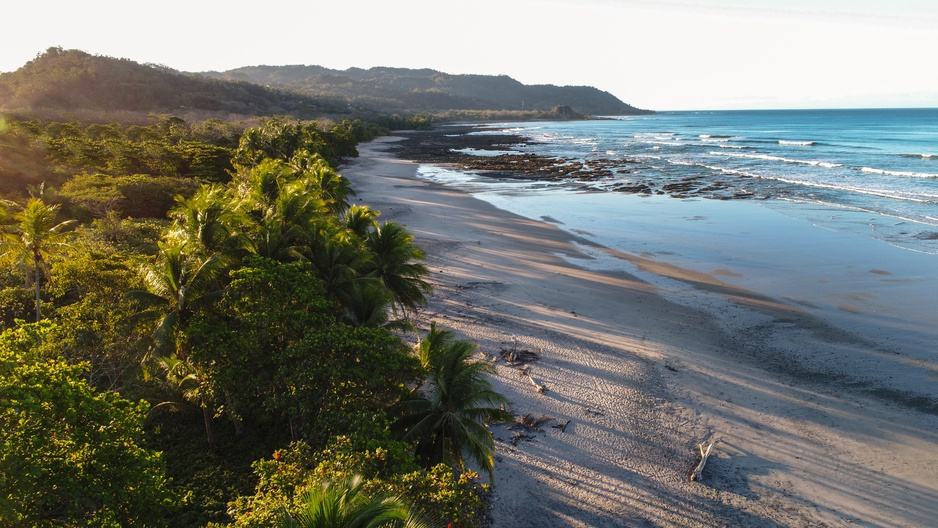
<box><xmin>0</xmin><ymin>48</ymin><xmax>649</xmax><ymax>122</ymax></box>
<box><xmin>0</xmin><ymin>48</ymin><xmax>347</xmax><ymax>120</ymax></box>
<box><xmin>204</xmin><ymin>64</ymin><xmax>650</xmax><ymax>116</ymax></box>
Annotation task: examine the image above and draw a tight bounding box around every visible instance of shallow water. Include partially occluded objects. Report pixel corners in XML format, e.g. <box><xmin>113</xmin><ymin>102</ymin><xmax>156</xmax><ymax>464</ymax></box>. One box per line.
<box><xmin>465</xmin><ymin>110</ymin><xmax>938</xmax><ymax>255</ymax></box>
<box><xmin>415</xmin><ymin>112</ymin><xmax>938</xmax><ymax>364</ymax></box>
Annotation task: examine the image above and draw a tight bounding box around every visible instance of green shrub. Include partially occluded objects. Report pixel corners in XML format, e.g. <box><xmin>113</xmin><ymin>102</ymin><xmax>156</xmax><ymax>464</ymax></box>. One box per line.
<box><xmin>0</xmin><ymin>323</ymin><xmax>174</xmax><ymax>526</ymax></box>
<box><xmin>60</xmin><ymin>173</ymin><xmax>200</xmax><ymax>218</ymax></box>
<box><xmin>227</xmin><ymin>437</ymin><xmax>489</xmax><ymax>528</ymax></box>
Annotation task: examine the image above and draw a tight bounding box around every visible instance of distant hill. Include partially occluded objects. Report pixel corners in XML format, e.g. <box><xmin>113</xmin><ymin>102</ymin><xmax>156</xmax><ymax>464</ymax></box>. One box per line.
<box><xmin>0</xmin><ymin>48</ymin><xmax>342</xmax><ymax>120</ymax></box>
<box><xmin>0</xmin><ymin>48</ymin><xmax>650</xmax><ymax>122</ymax></box>
<box><xmin>203</xmin><ymin>65</ymin><xmax>650</xmax><ymax>116</ymax></box>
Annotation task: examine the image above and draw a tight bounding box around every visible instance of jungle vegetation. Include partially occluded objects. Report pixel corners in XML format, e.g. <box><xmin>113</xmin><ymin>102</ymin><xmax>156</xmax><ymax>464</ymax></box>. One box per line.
<box><xmin>0</xmin><ymin>111</ymin><xmax>506</xmax><ymax>527</ymax></box>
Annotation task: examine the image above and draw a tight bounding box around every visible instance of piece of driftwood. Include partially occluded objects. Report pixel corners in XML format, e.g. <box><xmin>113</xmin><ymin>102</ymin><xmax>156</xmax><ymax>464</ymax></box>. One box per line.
<box><xmin>524</xmin><ymin>371</ymin><xmax>547</xmax><ymax>393</ymax></box>
<box><xmin>510</xmin><ymin>414</ymin><xmax>552</xmax><ymax>432</ymax></box>
<box><xmin>690</xmin><ymin>441</ymin><xmax>717</xmax><ymax>481</ymax></box>
<box><xmin>551</xmin><ymin>420</ymin><xmax>571</xmax><ymax>433</ymax></box>
<box><xmin>500</xmin><ymin>346</ymin><xmax>540</xmax><ymax>366</ymax></box>
<box><xmin>511</xmin><ymin>431</ymin><xmax>536</xmax><ymax>446</ymax></box>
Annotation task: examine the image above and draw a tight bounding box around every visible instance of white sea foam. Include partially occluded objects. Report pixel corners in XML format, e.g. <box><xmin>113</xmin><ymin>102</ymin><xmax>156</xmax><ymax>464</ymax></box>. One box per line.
<box><xmin>450</xmin><ymin>148</ymin><xmax>522</xmax><ymax>157</ymax></box>
<box><xmin>861</xmin><ymin>167</ymin><xmax>938</xmax><ymax>179</ymax></box>
<box><xmin>699</xmin><ymin>134</ymin><xmax>739</xmax><ymax>143</ymax></box>
<box><xmin>669</xmin><ymin>159</ymin><xmax>760</xmax><ymax>178</ymax></box>
<box><xmin>709</xmin><ymin>151</ymin><xmax>842</xmax><ymax>168</ymax></box>
<box><xmin>468</xmin><ymin>127</ymin><xmax>531</xmax><ymax>135</ymax></box>
<box><xmin>779</xmin><ymin>140</ymin><xmax>815</xmax><ymax>146</ymax></box>
<box><xmin>740</xmin><ymin>173</ymin><xmax>938</xmax><ymax>205</ymax></box>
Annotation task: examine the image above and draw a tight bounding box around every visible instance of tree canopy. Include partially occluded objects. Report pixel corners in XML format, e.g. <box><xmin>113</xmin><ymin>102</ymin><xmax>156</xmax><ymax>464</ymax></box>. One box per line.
<box><xmin>0</xmin><ymin>113</ymin><xmax>508</xmax><ymax>527</ymax></box>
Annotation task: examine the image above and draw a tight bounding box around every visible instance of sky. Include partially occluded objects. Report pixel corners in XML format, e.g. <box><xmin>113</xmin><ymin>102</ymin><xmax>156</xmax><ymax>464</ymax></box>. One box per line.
<box><xmin>2</xmin><ymin>0</ymin><xmax>937</xmax><ymax>111</ymax></box>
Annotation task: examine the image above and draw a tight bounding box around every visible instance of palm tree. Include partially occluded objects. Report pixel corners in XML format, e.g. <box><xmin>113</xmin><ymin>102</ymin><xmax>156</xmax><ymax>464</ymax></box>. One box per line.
<box><xmin>234</xmin><ymin>159</ymin><xmax>328</xmax><ymax>263</ymax></box>
<box><xmin>364</xmin><ymin>222</ymin><xmax>431</xmax><ymax>316</ymax></box>
<box><xmin>0</xmin><ymin>197</ymin><xmax>76</xmax><ymax>321</ymax></box>
<box><xmin>340</xmin><ymin>280</ymin><xmax>408</xmax><ymax>330</ymax></box>
<box><xmin>124</xmin><ymin>239</ymin><xmax>225</xmax><ymax>449</ymax></box>
<box><xmin>289</xmin><ymin>150</ymin><xmax>355</xmax><ymax>216</ymax></box>
<box><xmin>395</xmin><ymin>323</ymin><xmax>512</xmax><ymax>481</ymax></box>
<box><xmin>344</xmin><ymin>205</ymin><xmax>379</xmax><ymax>240</ymax></box>
<box><xmin>278</xmin><ymin>476</ymin><xmax>429</xmax><ymax>528</ymax></box>
<box><xmin>166</xmin><ymin>184</ymin><xmax>242</xmax><ymax>259</ymax></box>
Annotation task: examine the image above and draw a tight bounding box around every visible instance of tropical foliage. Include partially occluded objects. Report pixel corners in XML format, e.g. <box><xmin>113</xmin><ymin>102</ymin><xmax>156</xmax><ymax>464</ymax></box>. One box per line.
<box><xmin>227</xmin><ymin>439</ymin><xmax>488</xmax><ymax>528</ymax></box>
<box><xmin>0</xmin><ymin>323</ymin><xmax>172</xmax><ymax>526</ymax></box>
<box><xmin>396</xmin><ymin>323</ymin><xmax>512</xmax><ymax>480</ymax></box>
<box><xmin>0</xmin><ymin>195</ymin><xmax>75</xmax><ymax>320</ymax></box>
<box><xmin>0</xmin><ymin>112</ymin><xmax>508</xmax><ymax>527</ymax></box>
<box><xmin>277</xmin><ymin>476</ymin><xmax>428</xmax><ymax>528</ymax></box>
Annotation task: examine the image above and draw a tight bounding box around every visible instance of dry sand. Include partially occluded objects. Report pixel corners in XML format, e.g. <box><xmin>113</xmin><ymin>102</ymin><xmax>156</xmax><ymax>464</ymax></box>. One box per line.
<box><xmin>343</xmin><ymin>137</ymin><xmax>938</xmax><ymax>527</ymax></box>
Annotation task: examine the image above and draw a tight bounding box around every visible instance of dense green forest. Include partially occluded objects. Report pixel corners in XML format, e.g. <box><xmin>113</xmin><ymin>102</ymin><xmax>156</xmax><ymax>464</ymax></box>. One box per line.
<box><xmin>0</xmin><ymin>112</ymin><xmax>505</xmax><ymax>527</ymax></box>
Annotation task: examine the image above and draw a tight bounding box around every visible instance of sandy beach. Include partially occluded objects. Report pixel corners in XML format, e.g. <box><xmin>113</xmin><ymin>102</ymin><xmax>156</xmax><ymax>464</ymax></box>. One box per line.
<box><xmin>343</xmin><ymin>137</ymin><xmax>938</xmax><ymax>528</ymax></box>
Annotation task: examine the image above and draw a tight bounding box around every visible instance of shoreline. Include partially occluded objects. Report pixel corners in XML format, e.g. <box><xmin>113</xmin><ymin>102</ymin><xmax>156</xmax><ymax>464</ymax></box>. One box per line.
<box><xmin>343</xmin><ymin>136</ymin><xmax>938</xmax><ymax>527</ymax></box>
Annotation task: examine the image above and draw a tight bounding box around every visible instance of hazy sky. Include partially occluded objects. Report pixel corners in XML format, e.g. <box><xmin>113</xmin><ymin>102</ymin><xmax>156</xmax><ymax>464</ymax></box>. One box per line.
<box><xmin>3</xmin><ymin>0</ymin><xmax>936</xmax><ymax>110</ymax></box>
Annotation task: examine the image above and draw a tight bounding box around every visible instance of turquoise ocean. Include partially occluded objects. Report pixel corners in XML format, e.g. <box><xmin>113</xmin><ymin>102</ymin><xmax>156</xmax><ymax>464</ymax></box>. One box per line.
<box><xmin>415</xmin><ymin>109</ymin><xmax>938</xmax><ymax>372</ymax></box>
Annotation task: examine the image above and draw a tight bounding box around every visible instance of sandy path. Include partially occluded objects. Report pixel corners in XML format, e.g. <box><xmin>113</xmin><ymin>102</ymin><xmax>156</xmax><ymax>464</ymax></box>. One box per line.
<box><xmin>342</xmin><ymin>137</ymin><xmax>938</xmax><ymax>528</ymax></box>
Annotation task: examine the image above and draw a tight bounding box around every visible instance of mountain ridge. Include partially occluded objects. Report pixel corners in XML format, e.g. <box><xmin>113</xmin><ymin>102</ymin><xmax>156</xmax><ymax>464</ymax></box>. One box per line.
<box><xmin>0</xmin><ymin>48</ymin><xmax>651</xmax><ymax>121</ymax></box>
<box><xmin>203</xmin><ymin>64</ymin><xmax>649</xmax><ymax>116</ymax></box>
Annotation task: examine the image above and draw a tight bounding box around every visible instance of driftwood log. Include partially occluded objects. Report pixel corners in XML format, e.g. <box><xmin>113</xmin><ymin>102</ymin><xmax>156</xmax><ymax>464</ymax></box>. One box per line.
<box><xmin>524</xmin><ymin>371</ymin><xmax>547</xmax><ymax>393</ymax></box>
<box><xmin>551</xmin><ymin>420</ymin><xmax>571</xmax><ymax>433</ymax></box>
<box><xmin>690</xmin><ymin>440</ymin><xmax>717</xmax><ymax>481</ymax></box>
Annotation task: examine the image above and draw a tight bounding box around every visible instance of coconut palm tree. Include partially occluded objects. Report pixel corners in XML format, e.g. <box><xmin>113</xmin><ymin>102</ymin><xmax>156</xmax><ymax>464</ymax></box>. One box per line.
<box><xmin>234</xmin><ymin>159</ymin><xmax>328</xmax><ymax>263</ymax></box>
<box><xmin>278</xmin><ymin>475</ymin><xmax>429</xmax><ymax>528</ymax></box>
<box><xmin>289</xmin><ymin>150</ymin><xmax>355</xmax><ymax>216</ymax></box>
<box><xmin>364</xmin><ymin>222</ymin><xmax>431</xmax><ymax>316</ymax></box>
<box><xmin>124</xmin><ymin>239</ymin><xmax>225</xmax><ymax>449</ymax></box>
<box><xmin>344</xmin><ymin>205</ymin><xmax>380</xmax><ymax>240</ymax></box>
<box><xmin>395</xmin><ymin>323</ymin><xmax>512</xmax><ymax>481</ymax></box>
<box><xmin>0</xmin><ymin>197</ymin><xmax>76</xmax><ymax>321</ymax></box>
<box><xmin>339</xmin><ymin>280</ymin><xmax>409</xmax><ymax>330</ymax></box>
<box><xmin>166</xmin><ymin>183</ymin><xmax>242</xmax><ymax>260</ymax></box>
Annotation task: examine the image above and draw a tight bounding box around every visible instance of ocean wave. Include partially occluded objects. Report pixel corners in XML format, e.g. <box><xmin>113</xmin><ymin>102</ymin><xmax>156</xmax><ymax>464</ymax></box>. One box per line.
<box><xmin>677</xmin><ymin>157</ymin><xmax>938</xmax><ymax>205</ymax></box>
<box><xmin>747</xmin><ymin>174</ymin><xmax>938</xmax><ymax>205</ymax></box>
<box><xmin>450</xmin><ymin>147</ymin><xmax>522</xmax><ymax>157</ymax></box>
<box><xmin>709</xmin><ymin>151</ymin><xmax>842</xmax><ymax>168</ymax></box>
<box><xmin>898</xmin><ymin>153</ymin><xmax>936</xmax><ymax>160</ymax></box>
<box><xmin>779</xmin><ymin>140</ymin><xmax>816</xmax><ymax>146</ymax></box>
<box><xmin>700</xmin><ymin>164</ymin><xmax>760</xmax><ymax>178</ymax></box>
<box><xmin>669</xmin><ymin>159</ymin><xmax>760</xmax><ymax>178</ymax></box>
<box><xmin>468</xmin><ymin>127</ymin><xmax>531</xmax><ymax>135</ymax></box>
<box><xmin>698</xmin><ymin>134</ymin><xmax>742</xmax><ymax>143</ymax></box>
<box><xmin>773</xmin><ymin>197</ymin><xmax>938</xmax><ymax>229</ymax></box>
<box><xmin>860</xmin><ymin>167</ymin><xmax>938</xmax><ymax>179</ymax></box>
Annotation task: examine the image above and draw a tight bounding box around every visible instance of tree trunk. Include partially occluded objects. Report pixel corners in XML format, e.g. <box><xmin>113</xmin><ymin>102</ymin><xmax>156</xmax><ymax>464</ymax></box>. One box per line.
<box><xmin>201</xmin><ymin>395</ymin><xmax>217</xmax><ymax>451</ymax></box>
<box><xmin>34</xmin><ymin>261</ymin><xmax>41</xmax><ymax>322</ymax></box>
<box><xmin>224</xmin><ymin>390</ymin><xmax>247</xmax><ymax>436</ymax></box>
